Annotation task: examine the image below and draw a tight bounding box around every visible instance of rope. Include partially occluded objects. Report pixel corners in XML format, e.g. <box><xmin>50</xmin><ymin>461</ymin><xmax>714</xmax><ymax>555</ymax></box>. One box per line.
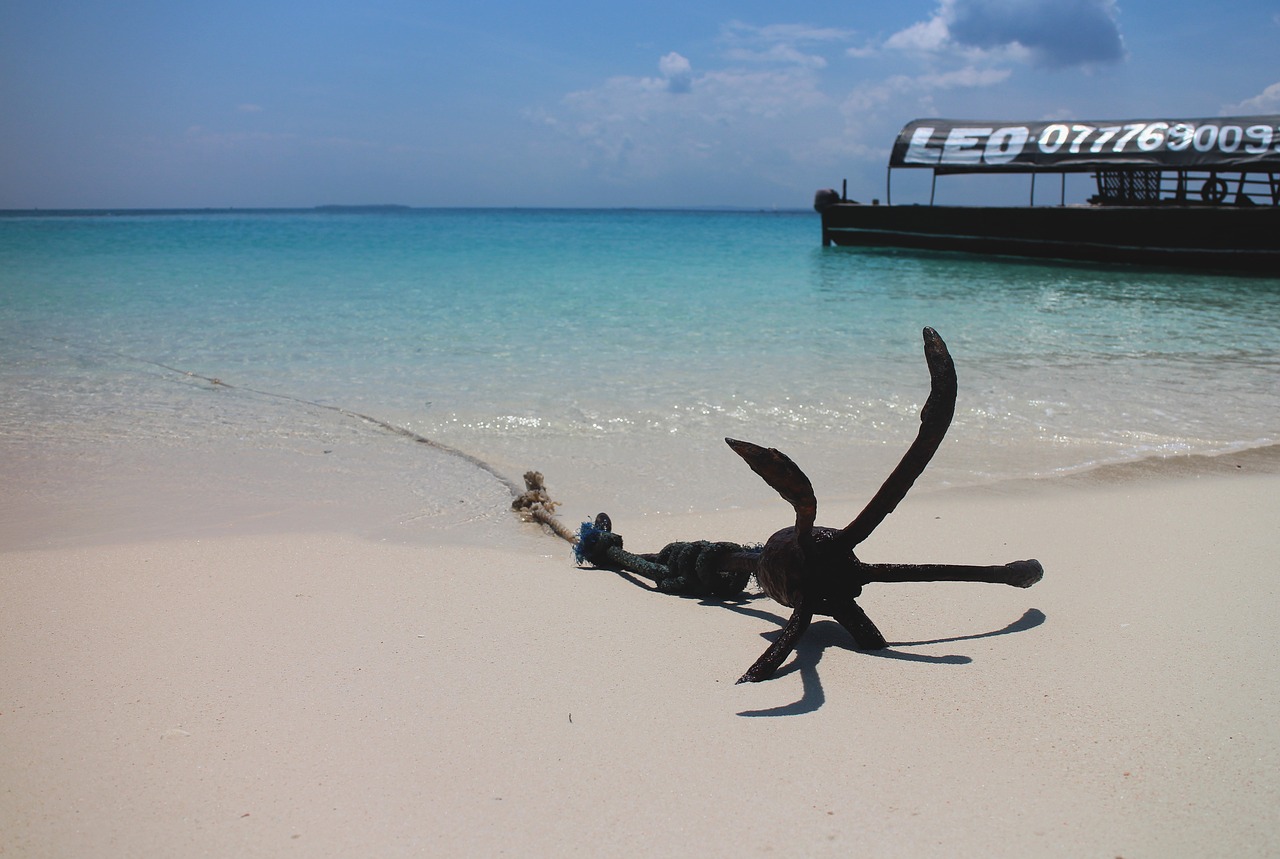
<box><xmin>513</xmin><ymin>477</ymin><xmax>757</xmax><ymax>597</ymax></box>
<box><xmin>510</xmin><ymin>470</ymin><xmax>579</xmax><ymax>543</ymax></box>
<box><xmin>54</xmin><ymin>338</ymin><xmax>758</xmax><ymax>597</ymax></box>
<box><xmin>574</xmin><ymin>515</ymin><xmax>757</xmax><ymax>598</ymax></box>
<box><xmin>48</xmin><ymin>337</ymin><xmax>523</xmax><ymax>496</ymax></box>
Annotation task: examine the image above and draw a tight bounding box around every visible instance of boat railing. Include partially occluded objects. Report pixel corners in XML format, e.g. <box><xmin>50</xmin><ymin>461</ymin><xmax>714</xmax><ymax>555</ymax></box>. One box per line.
<box><xmin>1091</xmin><ymin>169</ymin><xmax>1280</xmax><ymax>207</ymax></box>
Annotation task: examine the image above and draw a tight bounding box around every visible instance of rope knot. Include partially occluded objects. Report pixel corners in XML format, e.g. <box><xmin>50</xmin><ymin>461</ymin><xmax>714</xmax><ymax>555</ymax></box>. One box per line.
<box><xmin>653</xmin><ymin>540</ymin><xmax>753</xmax><ymax>597</ymax></box>
<box><xmin>574</xmin><ymin>516</ymin><xmax>623</xmax><ymax>566</ymax></box>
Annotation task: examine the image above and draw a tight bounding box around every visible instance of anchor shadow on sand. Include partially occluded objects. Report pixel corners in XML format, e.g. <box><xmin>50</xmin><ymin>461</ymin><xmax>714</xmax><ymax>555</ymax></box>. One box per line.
<box><xmin>733</xmin><ymin>607</ymin><xmax>1046</xmax><ymax>718</ymax></box>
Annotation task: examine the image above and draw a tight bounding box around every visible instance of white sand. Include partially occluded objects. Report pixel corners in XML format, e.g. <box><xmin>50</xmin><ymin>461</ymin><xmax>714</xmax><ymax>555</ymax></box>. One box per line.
<box><xmin>3</xmin><ymin>451</ymin><xmax>1279</xmax><ymax>856</ymax></box>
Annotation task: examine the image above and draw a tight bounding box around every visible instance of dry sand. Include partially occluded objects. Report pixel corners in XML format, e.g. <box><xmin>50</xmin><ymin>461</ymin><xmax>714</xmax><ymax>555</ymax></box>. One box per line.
<box><xmin>2</xmin><ymin>447</ymin><xmax>1279</xmax><ymax>857</ymax></box>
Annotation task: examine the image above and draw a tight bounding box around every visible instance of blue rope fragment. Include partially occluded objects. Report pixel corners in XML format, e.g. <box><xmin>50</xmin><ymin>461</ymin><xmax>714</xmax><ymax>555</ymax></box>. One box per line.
<box><xmin>574</xmin><ymin>519</ymin><xmax>605</xmax><ymax>565</ymax></box>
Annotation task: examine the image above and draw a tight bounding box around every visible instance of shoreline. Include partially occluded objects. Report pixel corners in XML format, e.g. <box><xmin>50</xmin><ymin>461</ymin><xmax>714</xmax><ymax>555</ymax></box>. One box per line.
<box><xmin>3</xmin><ymin>438</ymin><xmax>1279</xmax><ymax>855</ymax></box>
<box><xmin>4</xmin><ymin>427</ymin><xmax>1277</xmax><ymax>552</ymax></box>
<box><xmin>993</xmin><ymin>438</ymin><xmax>1280</xmax><ymax>485</ymax></box>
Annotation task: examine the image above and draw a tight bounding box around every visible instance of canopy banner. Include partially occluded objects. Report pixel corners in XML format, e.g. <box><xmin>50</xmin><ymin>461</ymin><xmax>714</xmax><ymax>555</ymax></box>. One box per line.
<box><xmin>890</xmin><ymin>116</ymin><xmax>1280</xmax><ymax>172</ymax></box>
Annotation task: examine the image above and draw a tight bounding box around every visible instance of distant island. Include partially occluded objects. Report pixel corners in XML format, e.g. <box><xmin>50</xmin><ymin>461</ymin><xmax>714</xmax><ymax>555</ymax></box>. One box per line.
<box><xmin>313</xmin><ymin>204</ymin><xmax>411</xmax><ymax>213</ymax></box>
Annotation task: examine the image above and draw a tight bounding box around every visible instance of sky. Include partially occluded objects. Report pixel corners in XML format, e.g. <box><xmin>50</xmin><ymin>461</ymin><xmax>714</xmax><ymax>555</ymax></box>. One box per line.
<box><xmin>2</xmin><ymin>0</ymin><xmax>1278</xmax><ymax>209</ymax></box>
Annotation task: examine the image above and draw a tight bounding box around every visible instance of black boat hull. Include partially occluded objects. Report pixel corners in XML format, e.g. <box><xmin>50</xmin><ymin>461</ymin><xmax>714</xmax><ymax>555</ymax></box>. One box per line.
<box><xmin>819</xmin><ymin>202</ymin><xmax>1280</xmax><ymax>273</ymax></box>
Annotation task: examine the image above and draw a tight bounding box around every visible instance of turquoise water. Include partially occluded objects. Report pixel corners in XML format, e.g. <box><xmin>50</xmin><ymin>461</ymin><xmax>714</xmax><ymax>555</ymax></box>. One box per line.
<box><xmin>3</xmin><ymin>208</ymin><xmax>1279</xmax><ymax>514</ymax></box>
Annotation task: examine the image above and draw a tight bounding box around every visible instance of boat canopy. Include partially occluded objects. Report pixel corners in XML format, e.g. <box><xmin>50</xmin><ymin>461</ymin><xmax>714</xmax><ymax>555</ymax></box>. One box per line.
<box><xmin>890</xmin><ymin>116</ymin><xmax>1280</xmax><ymax>174</ymax></box>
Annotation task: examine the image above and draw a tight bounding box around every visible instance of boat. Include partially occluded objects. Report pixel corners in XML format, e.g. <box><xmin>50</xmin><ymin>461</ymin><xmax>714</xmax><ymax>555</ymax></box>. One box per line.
<box><xmin>814</xmin><ymin>115</ymin><xmax>1280</xmax><ymax>273</ymax></box>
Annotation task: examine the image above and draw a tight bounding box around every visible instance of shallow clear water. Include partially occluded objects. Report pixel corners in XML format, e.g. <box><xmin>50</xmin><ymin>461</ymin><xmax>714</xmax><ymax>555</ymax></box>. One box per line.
<box><xmin>3</xmin><ymin>208</ymin><xmax>1279</xmax><ymax>515</ymax></box>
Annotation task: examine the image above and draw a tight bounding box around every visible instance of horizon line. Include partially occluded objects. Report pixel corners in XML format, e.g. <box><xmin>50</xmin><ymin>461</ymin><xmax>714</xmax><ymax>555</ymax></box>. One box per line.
<box><xmin>0</xmin><ymin>203</ymin><xmax>816</xmax><ymax>216</ymax></box>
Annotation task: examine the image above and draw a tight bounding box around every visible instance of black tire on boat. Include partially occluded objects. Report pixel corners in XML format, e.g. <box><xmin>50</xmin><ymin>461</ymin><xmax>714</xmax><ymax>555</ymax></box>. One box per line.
<box><xmin>813</xmin><ymin>188</ymin><xmax>843</xmax><ymax>211</ymax></box>
<box><xmin>1201</xmin><ymin>177</ymin><xmax>1228</xmax><ymax>205</ymax></box>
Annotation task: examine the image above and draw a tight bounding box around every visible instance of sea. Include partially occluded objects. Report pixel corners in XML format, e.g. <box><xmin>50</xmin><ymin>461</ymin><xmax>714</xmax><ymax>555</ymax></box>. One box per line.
<box><xmin>3</xmin><ymin>208</ymin><xmax>1279</xmax><ymax>535</ymax></box>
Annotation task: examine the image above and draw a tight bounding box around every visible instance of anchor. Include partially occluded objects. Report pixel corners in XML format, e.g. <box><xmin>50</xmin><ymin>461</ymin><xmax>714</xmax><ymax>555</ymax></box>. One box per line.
<box><xmin>535</xmin><ymin>328</ymin><xmax>1044</xmax><ymax>682</ymax></box>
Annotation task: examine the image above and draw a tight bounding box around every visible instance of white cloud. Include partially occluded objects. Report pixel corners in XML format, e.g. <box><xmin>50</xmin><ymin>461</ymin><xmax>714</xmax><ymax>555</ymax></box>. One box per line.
<box><xmin>884</xmin><ymin>15</ymin><xmax>952</xmax><ymax>55</ymax></box>
<box><xmin>1223</xmin><ymin>82</ymin><xmax>1280</xmax><ymax>115</ymax></box>
<box><xmin>531</xmin><ymin>37</ymin><xmax>843</xmax><ymax>191</ymax></box>
<box><xmin>719</xmin><ymin>21</ymin><xmax>856</xmax><ymax>69</ymax></box>
<box><xmin>842</xmin><ymin>66</ymin><xmax>1011</xmax><ymax>114</ymax></box>
<box><xmin>533</xmin><ymin>20</ymin><xmax>859</xmax><ymax>173</ymax></box>
<box><xmin>920</xmin><ymin>67</ymin><xmax>1015</xmax><ymax>89</ymax></box>
<box><xmin>658</xmin><ymin>52</ymin><xmax>693</xmax><ymax>94</ymax></box>
<box><xmin>885</xmin><ymin>0</ymin><xmax>1124</xmax><ymax>69</ymax></box>
<box><xmin>836</xmin><ymin>0</ymin><xmax>1113</xmax><ymax>157</ymax></box>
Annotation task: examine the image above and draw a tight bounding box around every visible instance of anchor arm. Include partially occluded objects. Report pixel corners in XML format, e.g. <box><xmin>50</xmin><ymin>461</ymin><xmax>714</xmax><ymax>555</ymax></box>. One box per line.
<box><xmin>827</xmin><ymin>600</ymin><xmax>889</xmax><ymax>650</ymax></box>
<box><xmin>725</xmin><ymin>438</ymin><xmax>817</xmax><ymax>542</ymax></box>
<box><xmin>862</xmin><ymin>559</ymin><xmax>1043</xmax><ymax>588</ymax></box>
<box><xmin>838</xmin><ymin>327</ymin><xmax>957</xmax><ymax>549</ymax></box>
<box><xmin>737</xmin><ymin>604</ymin><xmax>814</xmax><ymax>683</ymax></box>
